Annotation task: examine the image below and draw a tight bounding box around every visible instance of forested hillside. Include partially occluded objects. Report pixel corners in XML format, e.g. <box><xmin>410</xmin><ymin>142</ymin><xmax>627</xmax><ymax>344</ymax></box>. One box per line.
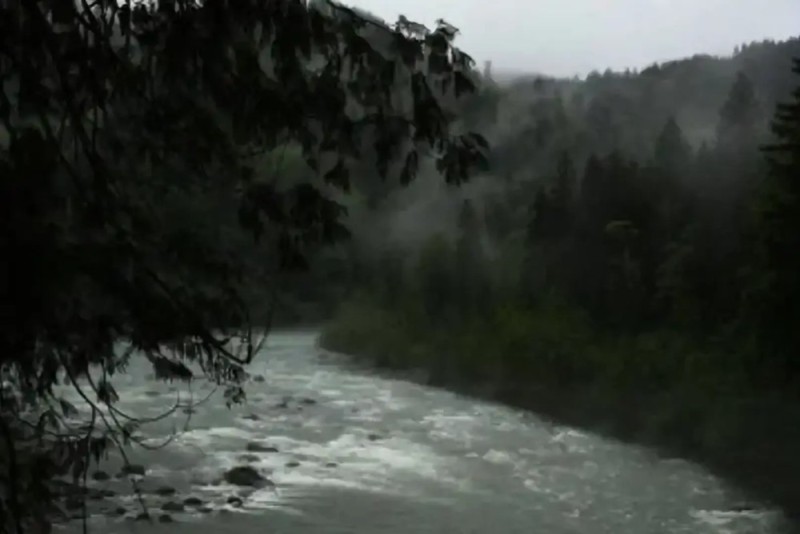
<box><xmin>319</xmin><ymin>36</ymin><xmax>800</xmax><ymax>514</ymax></box>
<box><xmin>288</xmin><ymin>37</ymin><xmax>800</xmax><ymax>324</ymax></box>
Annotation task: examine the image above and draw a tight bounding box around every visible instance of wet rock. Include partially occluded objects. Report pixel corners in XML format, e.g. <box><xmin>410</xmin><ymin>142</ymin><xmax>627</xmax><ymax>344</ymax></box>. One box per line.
<box><xmin>285</xmin><ymin>460</ymin><xmax>300</xmax><ymax>468</ymax></box>
<box><xmin>324</xmin><ymin>462</ymin><xmax>338</xmax><ymax>468</ymax></box>
<box><xmin>226</xmin><ymin>496</ymin><xmax>243</xmax><ymax>508</ymax></box>
<box><xmin>52</xmin><ymin>480</ymin><xmax>90</xmax><ymax>496</ymax></box>
<box><xmin>730</xmin><ymin>503</ymin><xmax>756</xmax><ymax>513</ymax></box>
<box><xmin>91</xmin><ymin>470</ymin><xmax>110</xmax><ymax>481</ymax></box>
<box><xmin>89</xmin><ymin>488</ymin><xmax>115</xmax><ymax>500</ymax></box>
<box><xmin>49</xmin><ymin>479</ymin><xmax>72</xmax><ymax>492</ymax></box>
<box><xmin>64</xmin><ymin>497</ymin><xmax>84</xmax><ymax>511</ymax></box>
<box><xmin>119</xmin><ymin>464</ymin><xmax>146</xmax><ymax>477</ymax></box>
<box><xmin>246</xmin><ymin>442</ymin><xmax>278</xmax><ymax>453</ymax></box>
<box><xmin>252</xmin><ymin>375</ymin><xmax>266</xmax><ymax>383</ymax></box>
<box><xmin>300</xmin><ymin>397</ymin><xmax>317</xmax><ymax>406</ymax></box>
<box><xmin>223</xmin><ymin>466</ymin><xmax>271</xmax><ymax>488</ymax></box>
<box><xmin>242</xmin><ymin>413</ymin><xmax>260</xmax><ymax>421</ymax></box>
<box><xmin>154</xmin><ymin>486</ymin><xmax>176</xmax><ymax>496</ymax></box>
<box><xmin>109</xmin><ymin>507</ymin><xmax>126</xmax><ymax>517</ymax></box>
<box><xmin>161</xmin><ymin>501</ymin><xmax>184</xmax><ymax>512</ymax></box>
<box><xmin>183</xmin><ymin>496</ymin><xmax>204</xmax><ymax>507</ymax></box>
<box><xmin>158</xmin><ymin>514</ymin><xmax>174</xmax><ymax>523</ymax></box>
<box><xmin>367</xmin><ymin>433</ymin><xmax>382</xmax><ymax>441</ymax></box>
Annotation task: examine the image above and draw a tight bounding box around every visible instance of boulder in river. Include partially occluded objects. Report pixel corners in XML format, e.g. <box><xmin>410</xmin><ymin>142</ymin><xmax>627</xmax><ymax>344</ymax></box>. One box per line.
<box><xmin>226</xmin><ymin>496</ymin><xmax>243</xmax><ymax>508</ymax></box>
<box><xmin>246</xmin><ymin>442</ymin><xmax>278</xmax><ymax>453</ymax></box>
<box><xmin>91</xmin><ymin>470</ymin><xmax>110</xmax><ymax>481</ymax></box>
<box><xmin>285</xmin><ymin>460</ymin><xmax>300</xmax><ymax>468</ymax></box>
<box><xmin>183</xmin><ymin>496</ymin><xmax>204</xmax><ymax>507</ymax></box>
<box><xmin>119</xmin><ymin>464</ymin><xmax>146</xmax><ymax>477</ymax></box>
<box><xmin>154</xmin><ymin>486</ymin><xmax>176</xmax><ymax>496</ymax></box>
<box><xmin>89</xmin><ymin>488</ymin><xmax>115</xmax><ymax>500</ymax></box>
<box><xmin>251</xmin><ymin>375</ymin><xmax>266</xmax><ymax>383</ymax></box>
<box><xmin>223</xmin><ymin>466</ymin><xmax>272</xmax><ymax>488</ymax></box>
<box><xmin>367</xmin><ymin>433</ymin><xmax>382</xmax><ymax>441</ymax></box>
<box><xmin>64</xmin><ymin>497</ymin><xmax>84</xmax><ymax>511</ymax></box>
<box><xmin>325</xmin><ymin>462</ymin><xmax>338</xmax><ymax>468</ymax></box>
<box><xmin>730</xmin><ymin>503</ymin><xmax>756</xmax><ymax>513</ymax></box>
<box><xmin>242</xmin><ymin>413</ymin><xmax>261</xmax><ymax>421</ymax></box>
<box><xmin>161</xmin><ymin>501</ymin><xmax>184</xmax><ymax>512</ymax></box>
<box><xmin>300</xmin><ymin>397</ymin><xmax>317</xmax><ymax>405</ymax></box>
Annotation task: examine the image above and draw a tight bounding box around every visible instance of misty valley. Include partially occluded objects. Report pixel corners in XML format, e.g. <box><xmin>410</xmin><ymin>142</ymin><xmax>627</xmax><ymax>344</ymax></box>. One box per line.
<box><xmin>1</xmin><ymin>1</ymin><xmax>800</xmax><ymax>534</ymax></box>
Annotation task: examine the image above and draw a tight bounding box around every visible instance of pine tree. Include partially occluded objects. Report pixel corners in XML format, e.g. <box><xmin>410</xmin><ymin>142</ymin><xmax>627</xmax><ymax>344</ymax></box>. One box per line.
<box><xmin>654</xmin><ymin>116</ymin><xmax>692</xmax><ymax>175</ymax></box>
<box><xmin>745</xmin><ymin>58</ymin><xmax>800</xmax><ymax>377</ymax></box>
<box><xmin>717</xmin><ymin>72</ymin><xmax>763</xmax><ymax>149</ymax></box>
<box><xmin>652</xmin><ymin>117</ymin><xmax>692</xmax><ymax>245</ymax></box>
<box><xmin>551</xmin><ymin>151</ymin><xmax>577</xmax><ymax>223</ymax></box>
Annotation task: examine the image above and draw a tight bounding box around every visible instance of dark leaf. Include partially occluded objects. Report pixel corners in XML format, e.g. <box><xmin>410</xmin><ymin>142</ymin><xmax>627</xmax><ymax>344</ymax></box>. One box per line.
<box><xmin>324</xmin><ymin>159</ymin><xmax>350</xmax><ymax>191</ymax></box>
<box><xmin>59</xmin><ymin>399</ymin><xmax>78</xmax><ymax>418</ymax></box>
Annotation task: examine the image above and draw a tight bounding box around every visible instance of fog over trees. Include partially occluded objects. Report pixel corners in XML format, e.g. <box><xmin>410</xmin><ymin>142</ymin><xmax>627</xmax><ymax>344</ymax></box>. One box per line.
<box><xmin>1</xmin><ymin>0</ymin><xmax>800</xmax><ymax>531</ymax></box>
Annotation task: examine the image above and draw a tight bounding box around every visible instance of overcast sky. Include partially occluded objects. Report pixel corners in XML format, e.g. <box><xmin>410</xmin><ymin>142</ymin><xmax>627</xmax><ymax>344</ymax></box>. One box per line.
<box><xmin>346</xmin><ymin>0</ymin><xmax>800</xmax><ymax>78</ymax></box>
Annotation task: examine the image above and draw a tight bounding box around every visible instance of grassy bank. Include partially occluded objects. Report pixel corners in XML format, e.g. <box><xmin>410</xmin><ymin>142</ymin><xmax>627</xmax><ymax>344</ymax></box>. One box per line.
<box><xmin>320</xmin><ymin>295</ymin><xmax>800</xmax><ymax>520</ymax></box>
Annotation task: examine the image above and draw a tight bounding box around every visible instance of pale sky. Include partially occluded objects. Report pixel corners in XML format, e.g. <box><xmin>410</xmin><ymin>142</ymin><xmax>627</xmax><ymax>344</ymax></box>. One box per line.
<box><xmin>346</xmin><ymin>0</ymin><xmax>800</xmax><ymax>78</ymax></box>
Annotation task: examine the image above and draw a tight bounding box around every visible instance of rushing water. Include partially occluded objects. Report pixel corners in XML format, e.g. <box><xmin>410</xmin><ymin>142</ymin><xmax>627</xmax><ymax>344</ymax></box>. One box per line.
<box><xmin>56</xmin><ymin>330</ymin><xmax>792</xmax><ymax>534</ymax></box>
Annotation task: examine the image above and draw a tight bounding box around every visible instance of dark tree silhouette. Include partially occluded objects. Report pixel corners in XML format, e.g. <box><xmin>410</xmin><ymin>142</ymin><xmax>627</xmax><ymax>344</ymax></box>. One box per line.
<box><xmin>717</xmin><ymin>71</ymin><xmax>762</xmax><ymax>149</ymax></box>
<box><xmin>745</xmin><ymin>57</ymin><xmax>800</xmax><ymax>379</ymax></box>
<box><xmin>0</xmin><ymin>0</ymin><xmax>488</xmax><ymax>531</ymax></box>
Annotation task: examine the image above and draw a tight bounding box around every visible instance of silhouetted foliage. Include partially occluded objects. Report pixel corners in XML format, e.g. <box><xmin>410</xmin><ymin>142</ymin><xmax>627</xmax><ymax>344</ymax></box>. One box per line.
<box><xmin>0</xmin><ymin>0</ymin><xmax>487</xmax><ymax>530</ymax></box>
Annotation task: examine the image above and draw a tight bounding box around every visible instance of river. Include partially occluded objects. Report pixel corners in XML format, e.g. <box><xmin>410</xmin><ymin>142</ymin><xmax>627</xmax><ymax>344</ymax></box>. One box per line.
<box><xmin>55</xmin><ymin>329</ymin><xmax>792</xmax><ymax>534</ymax></box>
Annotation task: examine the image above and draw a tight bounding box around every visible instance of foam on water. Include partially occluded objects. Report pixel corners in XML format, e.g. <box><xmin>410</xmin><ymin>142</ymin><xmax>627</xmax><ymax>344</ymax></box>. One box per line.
<box><xmin>483</xmin><ymin>449</ymin><xmax>515</xmax><ymax>464</ymax></box>
<box><xmin>51</xmin><ymin>332</ymin><xmax>795</xmax><ymax>533</ymax></box>
<box><xmin>690</xmin><ymin>508</ymin><xmax>786</xmax><ymax>533</ymax></box>
<box><xmin>175</xmin><ymin>426</ymin><xmax>259</xmax><ymax>448</ymax></box>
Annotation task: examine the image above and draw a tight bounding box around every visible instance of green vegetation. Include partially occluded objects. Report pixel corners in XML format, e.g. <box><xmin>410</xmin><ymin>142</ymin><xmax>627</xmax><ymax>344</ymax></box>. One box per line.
<box><xmin>0</xmin><ymin>1</ymin><xmax>487</xmax><ymax>531</ymax></box>
<box><xmin>322</xmin><ymin>40</ymin><xmax>800</xmax><ymax>513</ymax></box>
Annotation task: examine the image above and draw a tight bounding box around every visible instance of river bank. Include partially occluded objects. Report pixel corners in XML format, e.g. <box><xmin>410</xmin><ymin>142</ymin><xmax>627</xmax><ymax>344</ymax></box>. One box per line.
<box><xmin>319</xmin><ymin>300</ymin><xmax>800</xmax><ymax>525</ymax></box>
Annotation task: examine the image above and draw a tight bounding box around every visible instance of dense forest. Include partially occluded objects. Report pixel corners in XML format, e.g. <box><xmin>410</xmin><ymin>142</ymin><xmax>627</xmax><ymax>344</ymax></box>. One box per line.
<box><xmin>2</xmin><ymin>0</ymin><xmax>800</xmax><ymax>529</ymax></box>
<box><xmin>319</xmin><ymin>37</ymin><xmax>800</xmax><ymax>515</ymax></box>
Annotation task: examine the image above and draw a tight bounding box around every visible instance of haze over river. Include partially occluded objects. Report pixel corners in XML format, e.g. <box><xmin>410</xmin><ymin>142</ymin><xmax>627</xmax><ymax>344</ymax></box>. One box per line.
<box><xmin>57</xmin><ymin>330</ymin><xmax>793</xmax><ymax>533</ymax></box>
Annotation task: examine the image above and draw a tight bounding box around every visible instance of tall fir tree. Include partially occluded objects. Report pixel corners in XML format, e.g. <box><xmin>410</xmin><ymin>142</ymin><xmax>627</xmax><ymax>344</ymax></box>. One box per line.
<box><xmin>745</xmin><ymin>58</ymin><xmax>800</xmax><ymax>378</ymax></box>
<box><xmin>717</xmin><ymin>72</ymin><xmax>763</xmax><ymax>150</ymax></box>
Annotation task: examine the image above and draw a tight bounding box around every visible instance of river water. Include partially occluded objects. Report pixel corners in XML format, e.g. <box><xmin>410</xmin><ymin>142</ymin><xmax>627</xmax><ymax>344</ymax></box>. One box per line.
<box><xmin>55</xmin><ymin>330</ymin><xmax>792</xmax><ymax>534</ymax></box>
